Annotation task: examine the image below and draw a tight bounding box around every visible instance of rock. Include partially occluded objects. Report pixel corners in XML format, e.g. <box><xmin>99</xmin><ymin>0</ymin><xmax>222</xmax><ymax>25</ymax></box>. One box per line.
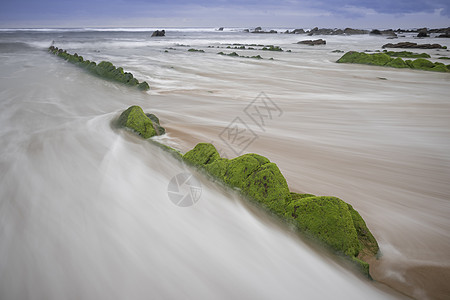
<box><xmin>437</xmin><ymin>33</ymin><xmax>450</xmax><ymax>38</ymax></box>
<box><xmin>337</xmin><ymin>51</ymin><xmax>391</xmax><ymax>65</ymax></box>
<box><xmin>118</xmin><ymin>106</ymin><xmax>156</xmax><ymax>139</ymax></box>
<box><xmin>382</xmin><ymin>42</ymin><xmax>445</xmax><ymax>49</ymax></box>
<box><xmin>285</xmin><ymin>196</ymin><xmax>363</xmax><ymax>257</ymax></box>
<box><xmin>218</xmin><ymin>27</ymin><xmax>224</xmax><ymax>31</ymax></box>
<box><xmin>145</xmin><ymin>113</ymin><xmax>166</xmax><ymax>135</ymax></box>
<box><xmin>297</xmin><ymin>39</ymin><xmax>326</xmax><ymax>45</ymax></box>
<box><xmin>417</xmin><ymin>28</ymin><xmax>428</xmax><ymax>37</ymax></box>
<box><xmin>337</xmin><ymin>51</ymin><xmax>450</xmax><ymax>73</ymax></box>
<box><xmin>370</xmin><ymin>29</ymin><xmax>381</xmax><ymax>35</ymax></box>
<box><xmin>49</xmin><ymin>46</ymin><xmax>150</xmax><ymax>90</ymax></box>
<box><xmin>343</xmin><ymin>28</ymin><xmax>368</xmax><ymax>35</ymax></box>
<box><xmin>385</xmin><ymin>57</ymin><xmax>409</xmax><ymax>68</ymax></box>
<box><xmin>183</xmin><ymin>143</ymin><xmax>221</xmax><ymax>167</ymax></box>
<box><xmin>181</xmin><ymin>142</ymin><xmax>380</xmax><ymax>275</ymax></box>
<box><xmin>151</xmin><ymin>30</ymin><xmax>165</xmax><ymax>37</ymax></box>
<box><xmin>292</xmin><ymin>28</ymin><xmax>305</xmax><ymax>34</ymax></box>
<box><xmin>243</xmin><ymin>29</ymin><xmax>250</xmax><ymax>33</ymax></box>
<box><xmin>222</xmin><ymin>154</ymin><xmax>270</xmax><ymax>188</ymax></box>
<box><xmin>242</xmin><ymin>162</ymin><xmax>291</xmax><ymax>215</ymax></box>
<box><xmin>251</xmin><ymin>27</ymin><xmax>278</xmax><ymax>34</ymax></box>
<box><xmin>382</xmin><ymin>50</ymin><xmax>430</xmax><ymax>58</ymax></box>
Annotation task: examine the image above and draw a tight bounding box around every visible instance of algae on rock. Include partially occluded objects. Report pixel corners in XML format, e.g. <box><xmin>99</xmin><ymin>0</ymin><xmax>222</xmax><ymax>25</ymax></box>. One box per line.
<box><xmin>337</xmin><ymin>51</ymin><xmax>450</xmax><ymax>73</ymax></box>
<box><xmin>48</xmin><ymin>46</ymin><xmax>150</xmax><ymax>90</ymax></box>
<box><xmin>118</xmin><ymin>106</ymin><xmax>157</xmax><ymax>139</ymax></box>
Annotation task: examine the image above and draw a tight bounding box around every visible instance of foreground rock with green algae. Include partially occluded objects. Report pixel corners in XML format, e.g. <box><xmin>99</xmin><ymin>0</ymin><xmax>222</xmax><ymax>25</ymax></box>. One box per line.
<box><xmin>48</xmin><ymin>46</ymin><xmax>150</xmax><ymax>90</ymax></box>
<box><xmin>115</xmin><ymin>107</ymin><xmax>379</xmax><ymax>277</ymax></box>
<box><xmin>182</xmin><ymin>143</ymin><xmax>379</xmax><ymax>276</ymax></box>
<box><xmin>337</xmin><ymin>51</ymin><xmax>450</xmax><ymax>72</ymax></box>
<box><xmin>118</xmin><ymin>106</ymin><xmax>165</xmax><ymax>139</ymax></box>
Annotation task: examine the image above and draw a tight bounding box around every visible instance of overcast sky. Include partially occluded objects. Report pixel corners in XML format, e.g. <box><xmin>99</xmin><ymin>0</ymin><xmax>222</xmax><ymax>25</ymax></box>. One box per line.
<box><xmin>1</xmin><ymin>0</ymin><xmax>449</xmax><ymax>28</ymax></box>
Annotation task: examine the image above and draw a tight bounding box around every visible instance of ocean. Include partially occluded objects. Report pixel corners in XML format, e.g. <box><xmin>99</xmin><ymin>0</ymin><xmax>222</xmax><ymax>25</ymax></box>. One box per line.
<box><xmin>1</xmin><ymin>27</ymin><xmax>449</xmax><ymax>299</ymax></box>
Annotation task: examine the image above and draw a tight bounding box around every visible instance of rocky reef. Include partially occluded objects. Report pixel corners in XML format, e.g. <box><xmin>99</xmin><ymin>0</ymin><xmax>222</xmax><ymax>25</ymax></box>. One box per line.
<box><xmin>337</xmin><ymin>51</ymin><xmax>450</xmax><ymax>72</ymax></box>
<box><xmin>116</xmin><ymin>105</ymin><xmax>380</xmax><ymax>277</ymax></box>
<box><xmin>48</xmin><ymin>46</ymin><xmax>150</xmax><ymax>90</ymax></box>
<box><xmin>182</xmin><ymin>142</ymin><xmax>379</xmax><ymax>276</ymax></box>
<box><xmin>381</xmin><ymin>50</ymin><xmax>431</xmax><ymax>58</ymax></box>
<box><xmin>382</xmin><ymin>42</ymin><xmax>446</xmax><ymax>49</ymax></box>
<box><xmin>218</xmin><ymin>52</ymin><xmax>266</xmax><ymax>60</ymax></box>
<box><xmin>297</xmin><ymin>39</ymin><xmax>326</xmax><ymax>46</ymax></box>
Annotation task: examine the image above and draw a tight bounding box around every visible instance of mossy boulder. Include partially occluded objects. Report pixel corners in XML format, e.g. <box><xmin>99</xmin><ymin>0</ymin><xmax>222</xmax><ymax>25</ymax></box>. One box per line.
<box><xmin>337</xmin><ymin>51</ymin><xmax>391</xmax><ymax>66</ymax></box>
<box><xmin>431</xmin><ymin>64</ymin><xmax>450</xmax><ymax>72</ymax></box>
<box><xmin>183</xmin><ymin>143</ymin><xmax>220</xmax><ymax>167</ymax></box>
<box><xmin>242</xmin><ymin>162</ymin><xmax>292</xmax><ymax>216</ymax></box>
<box><xmin>285</xmin><ymin>196</ymin><xmax>362</xmax><ymax>257</ymax></box>
<box><xmin>410</xmin><ymin>58</ymin><xmax>435</xmax><ymax>70</ymax></box>
<box><xmin>204</xmin><ymin>158</ymin><xmax>230</xmax><ymax>179</ymax></box>
<box><xmin>223</xmin><ymin>154</ymin><xmax>270</xmax><ymax>188</ymax></box>
<box><xmin>385</xmin><ymin>57</ymin><xmax>408</xmax><ymax>68</ymax></box>
<box><xmin>118</xmin><ymin>106</ymin><xmax>156</xmax><ymax>139</ymax></box>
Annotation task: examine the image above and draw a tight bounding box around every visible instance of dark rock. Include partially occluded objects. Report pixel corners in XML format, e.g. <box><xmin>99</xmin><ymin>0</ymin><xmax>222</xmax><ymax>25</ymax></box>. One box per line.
<box><xmin>370</xmin><ymin>29</ymin><xmax>381</xmax><ymax>35</ymax></box>
<box><xmin>343</xmin><ymin>28</ymin><xmax>368</xmax><ymax>35</ymax></box>
<box><xmin>292</xmin><ymin>28</ymin><xmax>305</xmax><ymax>34</ymax></box>
<box><xmin>243</xmin><ymin>29</ymin><xmax>249</xmax><ymax>32</ymax></box>
<box><xmin>254</xmin><ymin>26</ymin><xmax>262</xmax><ymax>31</ymax></box>
<box><xmin>151</xmin><ymin>30</ymin><xmax>165</xmax><ymax>37</ymax></box>
<box><xmin>437</xmin><ymin>33</ymin><xmax>450</xmax><ymax>38</ymax></box>
<box><xmin>218</xmin><ymin>27</ymin><xmax>224</xmax><ymax>31</ymax></box>
<box><xmin>297</xmin><ymin>39</ymin><xmax>326</xmax><ymax>45</ymax></box>
<box><xmin>145</xmin><ymin>113</ymin><xmax>166</xmax><ymax>135</ymax></box>
<box><xmin>382</xmin><ymin>42</ymin><xmax>445</xmax><ymax>49</ymax></box>
<box><xmin>417</xmin><ymin>28</ymin><xmax>428</xmax><ymax>37</ymax></box>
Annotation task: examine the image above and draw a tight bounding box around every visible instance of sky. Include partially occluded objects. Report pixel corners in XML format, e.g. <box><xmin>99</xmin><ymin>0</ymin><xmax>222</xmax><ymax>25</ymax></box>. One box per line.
<box><xmin>1</xmin><ymin>0</ymin><xmax>449</xmax><ymax>29</ymax></box>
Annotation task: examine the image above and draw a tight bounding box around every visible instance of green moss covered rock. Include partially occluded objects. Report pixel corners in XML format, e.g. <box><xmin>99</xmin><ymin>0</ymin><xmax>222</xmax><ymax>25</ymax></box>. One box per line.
<box><xmin>382</xmin><ymin>50</ymin><xmax>430</xmax><ymax>58</ymax></box>
<box><xmin>337</xmin><ymin>51</ymin><xmax>391</xmax><ymax>66</ymax></box>
<box><xmin>285</xmin><ymin>196</ymin><xmax>362</xmax><ymax>257</ymax></box>
<box><xmin>347</xmin><ymin>204</ymin><xmax>379</xmax><ymax>256</ymax></box>
<box><xmin>204</xmin><ymin>158</ymin><xmax>230</xmax><ymax>179</ymax></box>
<box><xmin>49</xmin><ymin>46</ymin><xmax>150</xmax><ymax>90</ymax></box>
<box><xmin>242</xmin><ymin>162</ymin><xmax>292</xmax><ymax>215</ymax></box>
<box><xmin>223</xmin><ymin>154</ymin><xmax>270</xmax><ymax>188</ymax></box>
<box><xmin>410</xmin><ymin>58</ymin><xmax>435</xmax><ymax>70</ymax></box>
<box><xmin>385</xmin><ymin>57</ymin><xmax>409</xmax><ymax>68</ymax></box>
<box><xmin>337</xmin><ymin>51</ymin><xmax>449</xmax><ymax>73</ymax></box>
<box><xmin>118</xmin><ymin>106</ymin><xmax>156</xmax><ymax>139</ymax></box>
<box><xmin>183</xmin><ymin>143</ymin><xmax>220</xmax><ymax>167</ymax></box>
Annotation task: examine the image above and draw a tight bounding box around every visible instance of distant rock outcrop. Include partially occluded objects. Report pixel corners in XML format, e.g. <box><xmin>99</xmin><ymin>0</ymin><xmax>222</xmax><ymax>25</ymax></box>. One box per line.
<box><xmin>297</xmin><ymin>39</ymin><xmax>326</xmax><ymax>45</ymax></box>
<box><xmin>151</xmin><ymin>30</ymin><xmax>165</xmax><ymax>37</ymax></box>
<box><xmin>382</xmin><ymin>42</ymin><xmax>446</xmax><ymax>49</ymax></box>
<box><xmin>370</xmin><ymin>29</ymin><xmax>397</xmax><ymax>37</ymax></box>
<box><xmin>417</xmin><ymin>28</ymin><xmax>428</xmax><ymax>37</ymax></box>
<box><xmin>300</xmin><ymin>27</ymin><xmax>367</xmax><ymax>35</ymax></box>
<box><xmin>251</xmin><ymin>27</ymin><xmax>277</xmax><ymax>34</ymax></box>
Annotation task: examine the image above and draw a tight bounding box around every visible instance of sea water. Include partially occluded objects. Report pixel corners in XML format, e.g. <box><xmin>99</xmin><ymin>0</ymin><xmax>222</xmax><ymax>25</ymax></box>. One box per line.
<box><xmin>1</xmin><ymin>28</ymin><xmax>449</xmax><ymax>299</ymax></box>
